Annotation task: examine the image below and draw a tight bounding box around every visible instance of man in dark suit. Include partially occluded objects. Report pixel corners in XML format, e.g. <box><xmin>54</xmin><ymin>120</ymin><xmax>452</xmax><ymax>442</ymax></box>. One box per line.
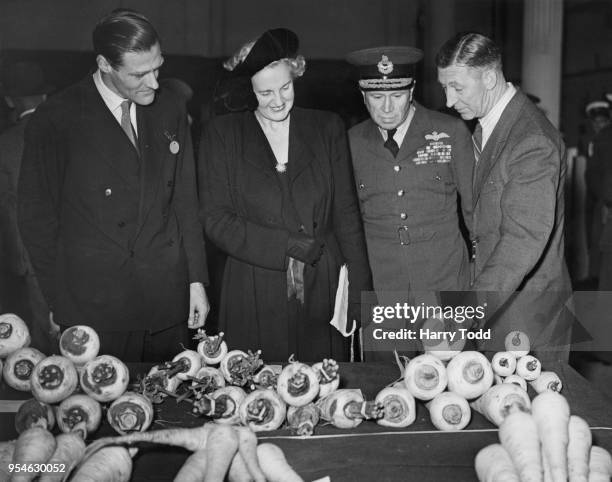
<box><xmin>18</xmin><ymin>9</ymin><xmax>209</xmax><ymax>361</ymax></box>
<box><xmin>437</xmin><ymin>33</ymin><xmax>572</xmax><ymax>362</ymax></box>
<box><xmin>0</xmin><ymin>60</ymin><xmax>54</xmax><ymax>351</ymax></box>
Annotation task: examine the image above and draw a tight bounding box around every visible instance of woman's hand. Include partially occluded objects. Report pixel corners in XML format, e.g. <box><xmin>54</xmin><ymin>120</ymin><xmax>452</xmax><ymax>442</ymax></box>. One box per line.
<box><xmin>286</xmin><ymin>232</ymin><xmax>324</xmax><ymax>266</ymax></box>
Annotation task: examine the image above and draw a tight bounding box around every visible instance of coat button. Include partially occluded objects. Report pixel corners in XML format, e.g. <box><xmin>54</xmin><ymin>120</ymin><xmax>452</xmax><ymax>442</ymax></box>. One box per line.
<box><xmin>394</xmin><ymin>165</ymin><xmax>400</xmax><ymax>172</ymax></box>
<box><xmin>397</xmin><ymin>190</ymin><xmax>404</xmax><ymax>196</ymax></box>
<box><xmin>105</xmin><ymin>188</ymin><xmax>112</xmax><ymax>196</ymax></box>
<box><xmin>359</xmin><ymin>183</ymin><xmax>365</xmax><ymax>189</ymax></box>
<box><xmin>118</xmin><ymin>221</ymin><xmax>126</xmax><ymax>228</ymax></box>
<box><xmin>400</xmin><ymin>212</ymin><xmax>407</xmax><ymax>220</ymax></box>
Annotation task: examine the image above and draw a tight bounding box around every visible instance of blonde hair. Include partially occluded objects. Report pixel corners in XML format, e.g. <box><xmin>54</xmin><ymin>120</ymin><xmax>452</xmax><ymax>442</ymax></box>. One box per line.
<box><xmin>223</xmin><ymin>40</ymin><xmax>306</xmax><ymax>79</ymax></box>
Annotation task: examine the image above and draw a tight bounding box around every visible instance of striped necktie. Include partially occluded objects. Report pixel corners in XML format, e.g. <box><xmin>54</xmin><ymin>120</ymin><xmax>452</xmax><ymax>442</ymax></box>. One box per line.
<box><xmin>472</xmin><ymin>123</ymin><xmax>483</xmax><ymax>163</ymax></box>
<box><xmin>120</xmin><ymin>100</ymin><xmax>139</xmax><ymax>153</ymax></box>
<box><xmin>384</xmin><ymin>128</ymin><xmax>400</xmax><ymax>157</ymax></box>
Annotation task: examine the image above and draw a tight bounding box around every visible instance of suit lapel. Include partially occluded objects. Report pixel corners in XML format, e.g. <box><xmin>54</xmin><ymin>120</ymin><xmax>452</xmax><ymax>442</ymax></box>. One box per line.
<box><xmin>472</xmin><ymin>90</ymin><xmax>527</xmax><ymax>208</ymax></box>
<box><xmin>243</xmin><ymin>111</ymin><xmax>280</xmax><ymax>181</ymax></box>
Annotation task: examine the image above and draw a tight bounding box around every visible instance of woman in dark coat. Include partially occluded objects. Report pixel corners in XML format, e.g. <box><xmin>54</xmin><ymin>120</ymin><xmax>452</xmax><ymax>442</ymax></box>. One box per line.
<box><xmin>199</xmin><ymin>28</ymin><xmax>372</xmax><ymax>361</ymax></box>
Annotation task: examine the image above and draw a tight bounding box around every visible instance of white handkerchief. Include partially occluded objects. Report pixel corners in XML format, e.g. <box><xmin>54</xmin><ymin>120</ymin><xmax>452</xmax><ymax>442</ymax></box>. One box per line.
<box><xmin>330</xmin><ymin>264</ymin><xmax>355</xmax><ymax>337</ymax></box>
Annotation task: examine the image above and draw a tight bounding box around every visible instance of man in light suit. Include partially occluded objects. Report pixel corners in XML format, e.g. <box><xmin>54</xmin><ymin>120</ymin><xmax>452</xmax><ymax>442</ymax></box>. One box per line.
<box><xmin>437</xmin><ymin>33</ymin><xmax>572</xmax><ymax>362</ymax></box>
<box><xmin>18</xmin><ymin>9</ymin><xmax>209</xmax><ymax>361</ymax></box>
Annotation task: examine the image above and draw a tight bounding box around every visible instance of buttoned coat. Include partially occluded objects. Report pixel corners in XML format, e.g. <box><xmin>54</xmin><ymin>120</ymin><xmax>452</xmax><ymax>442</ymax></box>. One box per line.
<box><xmin>348</xmin><ymin>103</ymin><xmax>473</xmax><ymax>295</ymax></box>
<box><xmin>18</xmin><ymin>77</ymin><xmax>207</xmax><ymax>332</ymax></box>
<box><xmin>471</xmin><ymin>90</ymin><xmax>572</xmax><ymax>351</ymax></box>
<box><xmin>199</xmin><ymin>108</ymin><xmax>372</xmax><ymax>361</ymax></box>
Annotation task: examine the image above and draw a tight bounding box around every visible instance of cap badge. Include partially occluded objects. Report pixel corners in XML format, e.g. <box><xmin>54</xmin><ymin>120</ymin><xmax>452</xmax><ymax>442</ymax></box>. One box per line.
<box><xmin>377</xmin><ymin>55</ymin><xmax>394</xmax><ymax>75</ymax></box>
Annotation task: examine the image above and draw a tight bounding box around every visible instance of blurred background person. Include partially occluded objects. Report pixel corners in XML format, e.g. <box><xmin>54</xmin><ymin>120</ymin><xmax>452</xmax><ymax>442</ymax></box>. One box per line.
<box><xmin>0</xmin><ymin>59</ymin><xmax>55</xmax><ymax>351</ymax></box>
<box><xmin>199</xmin><ymin>28</ymin><xmax>372</xmax><ymax>361</ymax></box>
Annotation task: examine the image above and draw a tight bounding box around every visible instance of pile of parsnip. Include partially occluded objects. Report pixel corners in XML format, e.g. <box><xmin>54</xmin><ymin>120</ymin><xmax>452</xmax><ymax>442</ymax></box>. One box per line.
<box><xmin>475</xmin><ymin>391</ymin><xmax>612</xmax><ymax>482</ymax></box>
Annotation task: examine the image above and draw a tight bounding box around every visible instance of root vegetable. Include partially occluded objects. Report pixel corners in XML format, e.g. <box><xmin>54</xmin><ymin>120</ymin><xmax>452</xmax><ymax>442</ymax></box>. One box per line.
<box><xmin>194</xmin><ymin>330</ymin><xmax>228</xmax><ymax>365</ymax></box>
<box><xmin>191</xmin><ymin>366</ymin><xmax>225</xmax><ymax>392</ymax></box>
<box><xmin>143</xmin><ymin>365</ymin><xmax>181</xmax><ymax>401</ymax></box>
<box><xmin>471</xmin><ymin>384</ymin><xmax>531</xmax><ymax>427</ymax></box>
<box><xmin>475</xmin><ymin>443</ymin><xmax>520</xmax><ymax>482</ymax></box>
<box><xmin>516</xmin><ymin>355</ymin><xmax>541</xmax><ymax>381</ymax></box>
<box><xmin>531</xmin><ymin>391</ymin><xmax>570</xmax><ymax>482</ymax></box>
<box><xmin>193</xmin><ymin>386</ymin><xmax>246</xmax><ymax>424</ymax></box>
<box><xmin>567</xmin><ymin>415</ymin><xmax>592</xmax><ymax>482</ymax></box>
<box><xmin>253</xmin><ymin>365</ymin><xmax>282</xmax><ymax>390</ymax></box>
<box><xmin>375</xmin><ymin>386</ymin><xmax>416</xmax><ymax>428</ymax></box>
<box><xmin>30</xmin><ymin>355</ymin><xmax>78</xmax><ymax>404</ymax></box>
<box><xmin>107</xmin><ymin>391</ymin><xmax>154</xmax><ymax>435</ymax></box>
<box><xmin>220</xmin><ymin>350</ymin><xmax>264</xmax><ymax>387</ymax></box>
<box><xmin>421</xmin><ymin>317</ymin><xmax>465</xmax><ymax>361</ymax></box>
<box><xmin>239</xmin><ymin>389</ymin><xmax>286</xmax><ymax>432</ymax></box>
<box><xmin>14</xmin><ymin>399</ymin><xmax>55</xmax><ymax>434</ymax></box>
<box><xmin>0</xmin><ymin>313</ymin><xmax>30</xmax><ymax>357</ymax></box>
<box><xmin>287</xmin><ymin>403</ymin><xmax>321</xmax><ymax>436</ymax></box>
<box><xmin>446</xmin><ymin>351</ymin><xmax>494</xmax><ymax>400</ymax></box>
<box><xmin>58</xmin><ymin>325</ymin><xmax>100</xmax><ymax>366</ymax></box>
<box><xmin>277</xmin><ymin>359</ymin><xmax>319</xmax><ymax>407</ymax></box>
<box><xmin>3</xmin><ymin>347</ymin><xmax>45</xmax><ymax>391</ymax></box>
<box><xmin>492</xmin><ymin>352</ymin><xmax>517</xmax><ymax>377</ymax></box>
<box><xmin>71</xmin><ymin>446</ymin><xmax>134</xmax><ymax>482</ymax></box>
<box><xmin>499</xmin><ymin>409</ymin><xmax>542</xmax><ymax>482</ymax></box>
<box><xmin>80</xmin><ymin>355</ymin><xmax>129</xmax><ymax>402</ymax></box>
<box><xmin>234</xmin><ymin>426</ymin><xmax>266</xmax><ymax>482</ymax></box>
<box><xmin>10</xmin><ymin>427</ymin><xmax>56</xmax><ymax>482</ymax></box>
<box><xmin>504</xmin><ymin>331</ymin><xmax>530</xmax><ymax>358</ymax></box>
<box><xmin>426</xmin><ymin>391</ymin><xmax>471</xmax><ymax>431</ymax></box>
<box><xmin>172</xmin><ymin>350</ymin><xmax>203</xmax><ymax>381</ymax></box>
<box><xmin>403</xmin><ymin>354</ymin><xmax>448</xmax><ymax>401</ymax></box>
<box><xmin>39</xmin><ymin>431</ymin><xmax>86</xmax><ymax>482</ymax></box>
<box><xmin>316</xmin><ymin>388</ymin><xmax>383</xmax><ymax>429</ymax></box>
<box><xmin>204</xmin><ymin>424</ymin><xmax>239</xmax><ymax>482</ymax></box>
<box><xmin>311</xmin><ymin>359</ymin><xmax>340</xmax><ymax>398</ymax></box>
<box><xmin>257</xmin><ymin>443</ymin><xmax>304</xmax><ymax>482</ymax></box>
<box><xmin>0</xmin><ymin>441</ymin><xmax>15</xmax><ymax>482</ymax></box>
<box><xmin>530</xmin><ymin>371</ymin><xmax>562</xmax><ymax>394</ymax></box>
<box><xmin>503</xmin><ymin>375</ymin><xmax>527</xmax><ymax>392</ymax></box>
<box><xmin>589</xmin><ymin>446</ymin><xmax>612</xmax><ymax>481</ymax></box>
<box><xmin>174</xmin><ymin>449</ymin><xmax>207</xmax><ymax>482</ymax></box>
<box><xmin>494</xmin><ymin>374</ymin><xmax>504</xmax><ymax>385</ymax></box>
<box><xmin>84</xmin><ymin>423</ymin><xmax>215</xmax><ymax>458</ymax></box>
<box><xmin>228</xmin><ymin>452</ymin><xmax>252</xmax><ymax>482</ymax></box>
<box><xmin>56</xmin><ymin>394</ymin><xmax>102</xmax><ymax>436</ymax></box>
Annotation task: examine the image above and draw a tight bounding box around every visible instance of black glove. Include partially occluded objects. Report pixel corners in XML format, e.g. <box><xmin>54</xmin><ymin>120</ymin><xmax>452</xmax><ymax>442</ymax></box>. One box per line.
<box><xmin>348</xmin><ymin>302</ymin><xmax>362</xmax><ymax>331</ymax></box>
<box><xmin>287</xmin><ymin>232</ymin><xmax>324</xmax><ymax>266</ymax></box>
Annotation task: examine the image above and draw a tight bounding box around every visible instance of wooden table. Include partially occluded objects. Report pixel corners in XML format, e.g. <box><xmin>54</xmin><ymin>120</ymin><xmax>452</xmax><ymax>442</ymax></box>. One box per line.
<box><xmin>1</xmin><ymin>362</ymin><xmax>611</xmax><ymax>481</ymax></box>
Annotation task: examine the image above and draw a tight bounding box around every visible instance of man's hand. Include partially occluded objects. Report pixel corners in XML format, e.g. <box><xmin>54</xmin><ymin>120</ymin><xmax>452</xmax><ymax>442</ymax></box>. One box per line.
<box><xmin>188</xmin><ymin>282</ymin><xmax>210</xmax><ymax>329</ymax></box>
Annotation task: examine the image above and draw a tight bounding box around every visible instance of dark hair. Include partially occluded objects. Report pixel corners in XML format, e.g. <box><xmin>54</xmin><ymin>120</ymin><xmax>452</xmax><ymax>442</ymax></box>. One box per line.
<box><xmin>93</xmin><ymin>9</ymin><xmax>160</xmax><ymax>69</ymax></box>
<box><xmin>435</xmin><ymin>32</ymin><xmax>502</xmax><ymax>70</ymax></box>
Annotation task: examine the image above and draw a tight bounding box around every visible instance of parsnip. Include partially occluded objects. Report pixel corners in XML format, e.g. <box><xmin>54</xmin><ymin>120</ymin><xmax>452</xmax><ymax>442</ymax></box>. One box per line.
<box><xmin>471</xmin><ymin>383</ymin><xmax>531</xmax><ymax>427</ymax></box>
<box><xmin>257</xmin><ymin>443</ymin><xmax>304</xmax><ymax>482</ymax></box>
<box><xmin>3</xmin><ymin>347</ymin><xmax>45</xmax><ymax>391</ymax></box>
<box><xmin>492</xmin><ymin>351</ymin><xmax>517</xmax><ymax>377</ymax></box>
<box><xmin>39</xmin><ymin>431</ymin><xmax>86</xmax><ymax>482</ymax></box>
<box><xmin>530</xmin><ymin>371</ymin><xmax>562</xmax><ymax>394</ymax></box>
<box><xmin>503</xmin><ymin>375</ymin><xmax>527</xmax><ymax>392</ymax></box>
<box><xmin>475</xmin><ymin>443</ymin><xmax>520</xmax><ymax>482</ymax></box>
<box><xmin>14</xmin><ymin>399</ymin><xmax>55</xmax><ymax>434</ymax></box>
<box><xmin>589</xmin><ymin>446</ymin><xmax>612</xmax><ymax>481</ymax></box>
<box><xmin>10</xmin><ymin>427</ymin><xmax>56</xmax><ymax>482</ymax></box>
<box><xmin>234</xmin><ymin>426</ymin><xmax>266</xmax><ymax>482</ymax></box>
<box><xmin>375</xmin><ymin>386</ymin><xmax>416</xmax><ymax>428</ymax></box>
<box><xmin>531</xmin><ymin>391</ymin><xmax>570</xmax><ymax>482</ymax></box>
<box><xmin>567</xmin><ymin>415</ymin><xmax>592</xmax><ymax>482</ymax></box>
<box><xmin>426</xmin><ymin>391</ymin><xmax>471</xmax><ymax>431</ymax></box>
<box><xmin>174</xmin><ymin>449</ymin><xmax>208</xmax><ymax>482</ymax></box>
<box><xmin>0</xmin><ymin>313</ymin><xmax>30</xmax><ymax>357</ymax></box>
<box><xmin>70</xmin><ymin>446</ymin><xmax>135</xmax><ymax>482</ymax></box>
<box><xmin>204</xmin><ymin>424</ymin><xmax>239</xmax><ymax>482</ymax></box>
<box><xmin>403</xmin><ymin>354</ymin><xmax>448</xmax><ymax>401</ymax></box>
<box><xmin>515</xmin><ymin>355</ymin><xmax>541</xmax><ymax>381</ymax></box>
<box><xmin>504</xmin><ymin>331</ymin><xmax>530</xmax><ymax>358</ymax></box>
<box><xmin>446</xmin><ymin>351</ymin><xmax>494</xmax><ymax>400</ymax></box>
<box><xmin>499</xmin><ymin>410</ymin><xmax>542</xmax><ymax>482</ymax></box>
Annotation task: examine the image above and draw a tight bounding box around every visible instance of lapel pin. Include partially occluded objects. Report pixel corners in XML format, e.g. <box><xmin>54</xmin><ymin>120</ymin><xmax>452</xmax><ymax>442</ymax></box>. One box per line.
<box><xmin>164</xmin><ymin>130</ymin><xmax>180</xmax><ymax>154</ymax></box>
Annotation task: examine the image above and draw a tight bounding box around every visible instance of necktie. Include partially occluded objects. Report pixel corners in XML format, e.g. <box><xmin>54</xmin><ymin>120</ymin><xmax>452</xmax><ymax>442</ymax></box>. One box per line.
<box><xmin>472</xmin><ymin>123</ymin><xmax>483</xmax><ymax>163</ymax></box>
<box><xmin>120</xmin><ymin>100</ymin><xmax>139</xmax><ymax>153</ymax></box>
<box><xmin>384</xmin><ymin>128</ymin><xmax>400</xmax><ymax>157</ymax></box>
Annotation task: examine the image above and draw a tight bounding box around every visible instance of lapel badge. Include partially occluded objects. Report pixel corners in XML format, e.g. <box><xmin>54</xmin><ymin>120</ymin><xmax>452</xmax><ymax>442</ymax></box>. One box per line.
<box><xmin>164</xmin><ymin>130</ymin><xmax>180</xmax><ymax>154</ymax></box>
<box><xmin>377</xmin><ymin>55</ymin><xmax>394</xmax><ymax>76</ymax></box>
<box><xmin>425</xmin><ymin>131</ymin><xmax>450</xmax><ymax>141</ymax></box>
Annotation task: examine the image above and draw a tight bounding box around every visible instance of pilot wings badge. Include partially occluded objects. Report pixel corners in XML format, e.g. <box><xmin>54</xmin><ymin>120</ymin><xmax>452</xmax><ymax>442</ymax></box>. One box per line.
<box><xmin>424</xmin><ymin>131</ymin><xmax>450</xmax><ymax>141</ymax></box>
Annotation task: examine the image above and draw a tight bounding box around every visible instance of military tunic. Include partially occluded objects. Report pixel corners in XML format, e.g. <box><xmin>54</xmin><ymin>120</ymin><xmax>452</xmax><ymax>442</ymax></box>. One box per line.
<box><xmin>348</xmin><ymin>103</ymin><xmax>473</xmax><ymax>294</ymax></box>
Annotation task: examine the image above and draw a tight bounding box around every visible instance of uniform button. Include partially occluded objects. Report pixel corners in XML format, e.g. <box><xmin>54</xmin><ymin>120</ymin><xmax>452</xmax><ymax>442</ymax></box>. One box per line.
<box><xmin>167</xmin><ymin>180</ymin><xmax>173</xmax><ymax>187</ymax></box>
<box><xmin>400</xmin><ymin>213</ymin><xmax>407</xmax><ymax>220</ymax></box>
<box><xmin>105</xmin><ymin>188</ymin><xmax>112</xmax><ymax>196</ymax></box>
<box><xmin>434</xmin><ymin>175</ymin><xmax>442</xmax><ymax>181</ymax></box>
<box><xmin>118</xmin><ymin>221</ymin><xmax>126</xmax><ymax>228</ymax></box>
<box><xmin>359</xmin><ymin>183</ymin><xmax>365</xmax><ymax>189</ymax></box>
<box><xmin>397</xmin><ymin>190</ymin><xmax>404</xmax><ymax>196</ymax></box>
<box><xmin>394</xmin><ymin>165</ymin><xmax>400</xmax><ymax>172</ymax></box>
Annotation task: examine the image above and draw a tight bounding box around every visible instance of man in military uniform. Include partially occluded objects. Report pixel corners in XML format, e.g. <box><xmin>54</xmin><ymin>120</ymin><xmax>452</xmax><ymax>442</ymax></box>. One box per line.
<box><xmin>346</xmin><ymin>47</ymin><xmax>473</xmax><ymax>296</ymax></box>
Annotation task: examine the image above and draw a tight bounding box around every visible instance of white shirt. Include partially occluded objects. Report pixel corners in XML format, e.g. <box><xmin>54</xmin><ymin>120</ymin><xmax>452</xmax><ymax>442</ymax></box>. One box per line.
<box><xmin>93</xmin><ymin>69</ymin><xmax>138</xmax><ymax>135</ymax></box>
<box><xmin>378</xmin><ymin>103</ymin><xmax>415</xmax><ymax>147</ymax></box>
<box><xmin>479</xmin><ymin>82</ymin><xmax>516</xmax><ymax>148</ymax></box>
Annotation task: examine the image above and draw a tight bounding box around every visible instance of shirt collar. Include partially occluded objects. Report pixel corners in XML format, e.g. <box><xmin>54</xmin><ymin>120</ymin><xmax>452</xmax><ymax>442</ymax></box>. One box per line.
<box><xmin>479</xmin><ymin>82</ymin><xmax>517</xmax><ymax>148</ymax></box>
<box><xmin>93</xmin><ymin>69</ymin><xmax>128</xmax><ymax>113</ymax></box>
<box><xmin>377</xmin><ymin>103</ymin><xmax>415</xmax><ymax>146</ymax></box>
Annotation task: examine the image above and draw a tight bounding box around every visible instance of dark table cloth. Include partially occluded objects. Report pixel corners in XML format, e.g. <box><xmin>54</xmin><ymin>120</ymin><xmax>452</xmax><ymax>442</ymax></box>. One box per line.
<box><xmin>1</xmin><ymin>362</ymin><xmax>611</xmax><ymax>481</ymax></box>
